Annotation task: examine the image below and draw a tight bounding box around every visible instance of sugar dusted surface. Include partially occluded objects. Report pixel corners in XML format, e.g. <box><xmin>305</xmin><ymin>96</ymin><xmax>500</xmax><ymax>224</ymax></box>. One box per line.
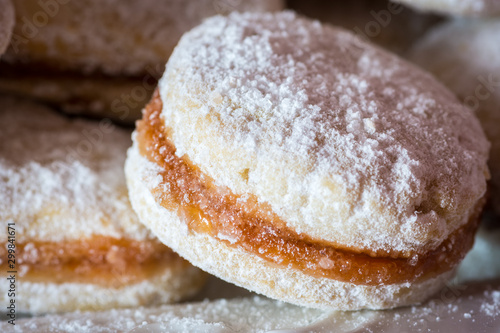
<box><xmin>6</xmin><ymin>278</ymin><xmax>500</xmax><ymax>332</ymax></box>
<box><xmin>160</xmin><ymin>11</ymin><xmax>489</xmax><ymax>253</ymax></box>
<box><xmin>0</xmin><ymin>96</ymin><xmax>151</xmax><ymax>243</ymax></box>
<box><xmin>393</xmin><ymin>0</ymin><xmax>500</xmax><ymax>16</ymax></box>
<box><xmin>3</xmin><ymin>297</ymin><xmax>329</xmax><ymax>332</ymax></box>
<box><xmin>408</xmin><ymin>18</ymin><xmax>500</xmax><ymax>216</ymax></box>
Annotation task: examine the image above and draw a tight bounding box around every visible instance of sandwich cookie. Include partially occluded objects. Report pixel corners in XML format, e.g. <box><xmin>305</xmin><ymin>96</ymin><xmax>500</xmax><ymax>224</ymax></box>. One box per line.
<box><xmin>125</xmin><ymin>12</ymin><xmax>490</xmax><ymax>310</ymax></box>
<box><xmin>0</xmin><ymin>96</ymin><xmax>205</xmax><ymax>313</ymax></box>
<box><xmin>408</xmin><ymin>19</ymin><xmax>500</xmax><ymax>217</ymax></box>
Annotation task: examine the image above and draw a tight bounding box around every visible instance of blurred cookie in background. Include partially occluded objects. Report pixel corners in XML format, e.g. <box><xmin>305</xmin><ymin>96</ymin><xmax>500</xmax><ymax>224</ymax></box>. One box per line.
<box><xmin>391</xmin><ymin>0</ymin><xmax>500</xmax><ymax>17</ymax></box>
<box><xmin>287</xmin><ymin>0</ymin><xmax>443</xmax><ymax>55</ymax></box>
<box><xmin>0</xmin><ymin>0</ymin><xmax>14</xmax><ymax>56</ymax></box>
<box><xmin>0</xmin><ymin>0</ymin><xmax>284</xmax><ymax>123</ymax></box>
<box><xmin>0</xmin><ymin>96</ymin><xmax>206</xmax><ymax>314</ymax></box>
<box><xmin>4</xmin><ymin>0</ymin><xmax>284</xmax><ymax>76</ymax></box>
<box><xmin>408</xmin><ymin>19</ymin><xmax>500</xmax><ymax>219</ymax></box>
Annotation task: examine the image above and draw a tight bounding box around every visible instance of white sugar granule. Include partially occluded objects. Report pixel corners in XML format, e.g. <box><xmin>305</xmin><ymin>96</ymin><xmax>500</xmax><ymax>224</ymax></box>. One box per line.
<box><xmin>480</xmin><ymin>290</ymin><xmax>500</xmax><ymax>317</ymax></box>
<box><xmin>4</xmin><ymin>297</ymin><xmax>326</xmax><ymax>332</ymax></box>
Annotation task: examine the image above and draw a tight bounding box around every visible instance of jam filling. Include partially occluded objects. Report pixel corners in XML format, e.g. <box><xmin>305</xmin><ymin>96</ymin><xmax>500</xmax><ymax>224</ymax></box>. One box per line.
<box><xmin>0</xmin><ymin>236</ymin><xmax>185</xmax><ymax>287</ymax></box>
<box><xmin>137</xmin><ymin>90</ymin><xmax>483</xmax><ymax>286</ymax></box>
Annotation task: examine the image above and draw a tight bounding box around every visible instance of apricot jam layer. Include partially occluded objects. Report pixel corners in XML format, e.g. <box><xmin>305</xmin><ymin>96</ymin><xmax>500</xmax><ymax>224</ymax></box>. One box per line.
<box><xmin>137</xmin><ymin>90</ymin><xmax>483</xmax><ymax>286</ymax></box>
<box><xmin>0</xmin><ymin>236</ymin><xmax>185</xmax><ymax>287</ymax></box>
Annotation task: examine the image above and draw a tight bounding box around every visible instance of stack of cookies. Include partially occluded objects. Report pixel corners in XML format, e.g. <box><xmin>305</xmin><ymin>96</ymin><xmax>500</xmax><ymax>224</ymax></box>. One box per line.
<box><xmin>0</xmin><ymin>0</ymin><xmax>498</xmax><ymax>329</ymax></box>
<box><xmin>0</xmin><ymin>0</ymin><xmax>284</xmax><ymax>314</ymax></box>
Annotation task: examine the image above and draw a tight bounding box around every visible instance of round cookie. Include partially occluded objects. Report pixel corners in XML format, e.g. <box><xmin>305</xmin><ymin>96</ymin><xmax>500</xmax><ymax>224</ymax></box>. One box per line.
<box><xmin>391</xmin><ymin>0</ymin><xmax>500</xmax><ymax>17</ymax></box>
<box><xmin>0</xmin><ymin>96</ymin><xmax>206</xmax><ymax>314</ymax></box>
<box><xmin>408</xmin><ymin>19</ymin><xmax>500</xmax><ymax>217</ymax></box>
<box><xmin>0</xmin><ymin>0</ymin><xmax>14</xmax><ymax>56</ymax></box>
<box><xmin>126</xmin><ymin>12</ymin><xmax>490</xmax><ymax>310</ymax></box>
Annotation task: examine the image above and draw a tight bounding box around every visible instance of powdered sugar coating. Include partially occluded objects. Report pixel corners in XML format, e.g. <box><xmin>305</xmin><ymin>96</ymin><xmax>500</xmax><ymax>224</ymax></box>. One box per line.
<box><xmin>408</xmin><ymin>19</ymin><xmax>500</xmax><ymax>216</ymax></box>
<box><xmin>5</xmin><ymin>0</ymin><xmax>283</xmax><ymax>76</ymax></box>
<box><xmin>160</xmin><ymin>12</ymin><xmax>489</xmax><ymax>254</ymax></box>
<box><xmin>0</xmin><ymin>0</ymin><xmax>14</xmax><ymax>55</ymax></box>
<box><xmin>2</xmin><ymin>297</ymin><xmax>333</xmax><ymax>333</ymax></box>
<box><xmin>0</xmin><ymin>96</ymin><xmax>152</xmax><ymax>243</ymax></box>
<box><xmin>6</xmin><ymin>280</ymin><xmax>500</xmax><ymax>331</ymax></box>
<box><xmin>392</xmin><ymin>0</ymin><xmax>500</xmax><ymax>17</ymax></box>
